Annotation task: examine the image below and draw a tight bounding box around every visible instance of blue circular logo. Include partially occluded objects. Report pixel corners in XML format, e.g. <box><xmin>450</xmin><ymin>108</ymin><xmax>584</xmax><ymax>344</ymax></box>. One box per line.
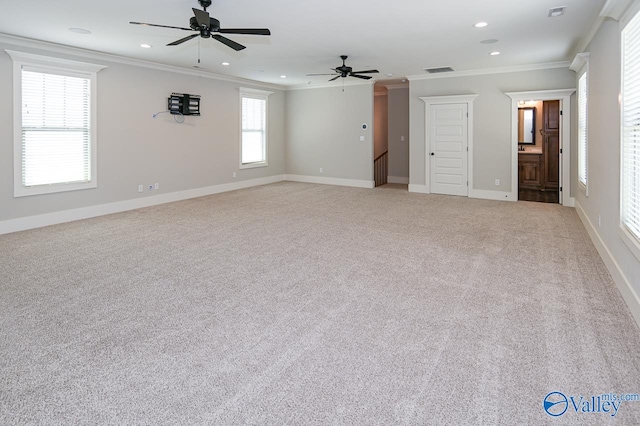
<box><xmin>544</xmin><ymin>392</ymin><xmax>568</xmax><ymax>417</ymax></box>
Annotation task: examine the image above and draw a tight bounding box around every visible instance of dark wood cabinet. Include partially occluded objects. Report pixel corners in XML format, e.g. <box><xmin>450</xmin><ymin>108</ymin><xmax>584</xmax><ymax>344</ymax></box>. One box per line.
<box><xmin>518</xmin><ymin>153</ymin><xmax>543</xmax><ymax>189</ymax></box>
<box><xmin>544</xmin><ymin>100</ymin><xmax>560</xmax><ymax>132</ymax></box>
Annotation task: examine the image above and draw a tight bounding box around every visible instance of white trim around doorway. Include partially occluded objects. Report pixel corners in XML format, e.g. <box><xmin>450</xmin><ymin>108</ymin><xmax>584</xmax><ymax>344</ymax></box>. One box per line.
<box><xmin>505</xmin><ymin>89</ymin><xmax>576</xmax><ymax>207</ymax></box>
<box><xmin>419</xmin><ymin>94</ymin><xmax>478</xmax><ymax>196</ymax></box>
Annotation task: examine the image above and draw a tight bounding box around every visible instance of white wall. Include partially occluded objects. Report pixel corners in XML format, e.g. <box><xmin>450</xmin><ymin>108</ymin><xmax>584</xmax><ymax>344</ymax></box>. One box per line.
<box><xmin>408</xmin><ymin>68</ymin><xmax>576</xmax><ymax>193</ymax></box>
<box><xmin>387</xmin><ymin>87</ymin><xmax>409</xmax><ymax>181</ymax></box>
<box><xmin>285</xmin><ymin>84</ymin><xmax>374</xmax><ymax>184</ymax></box>
<box><xmin>574</xmin><ymin>18</ymin><xmax>640</xmax><ymax>323</ymax></box>
<box><xmin>0</xmin><ymin>39</ymin><xmax>285</xmax><ymax>224</ymax></box>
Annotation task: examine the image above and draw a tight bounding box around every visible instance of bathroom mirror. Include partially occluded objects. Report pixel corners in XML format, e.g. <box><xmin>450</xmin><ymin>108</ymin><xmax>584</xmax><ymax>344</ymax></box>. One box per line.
<box><xmin>518</xmin><ymin>107</ymin><xmax>536</xmax><ymax>144</ymax></box>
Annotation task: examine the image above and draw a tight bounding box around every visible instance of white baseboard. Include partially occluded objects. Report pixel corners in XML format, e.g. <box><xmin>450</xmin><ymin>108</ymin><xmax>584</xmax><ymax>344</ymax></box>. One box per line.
<box><xmin>285</xmin><ymin>174</ymin><xmax>374</xmax><ymax>189</ymax></box>
<box><xmin>408</xmin><ymin>184</ymin><xmax>429</xmax><ymax>194</ymax></box>
<box><xmin>470</xmin><ymin>189</ymin><xmax>516</xmax><ymax>202</ymax></box>
<box><xmin>388</xmin><ymin>176</ymin><xmax>409</xmax><ymax>184</ymax></box>
<box><xmin>575</xmin><ymin>201</ymin><xmax>640</xmax><ymax>329</ymax></box>
<box><xmin>0</xmin><ymin>175</ymin><xmax>286</xmax><ymax>235</ymax></box>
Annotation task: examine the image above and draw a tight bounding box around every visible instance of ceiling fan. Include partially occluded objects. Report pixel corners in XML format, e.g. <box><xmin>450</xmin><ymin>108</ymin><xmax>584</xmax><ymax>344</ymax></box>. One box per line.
<box><xmin>307</xmin><ymin>55</ymin><xmax>379</xmax><ymax>81</ymax></box>
<box><xmin>130</xmin><ymin>0</ymin><xmax>271</xmax><ymax>51</ymax></box>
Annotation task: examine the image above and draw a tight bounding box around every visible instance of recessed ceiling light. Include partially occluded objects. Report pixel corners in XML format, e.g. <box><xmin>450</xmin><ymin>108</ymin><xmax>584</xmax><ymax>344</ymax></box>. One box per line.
<box><xmin>386</xmin><ymin>73</ymin><xmax>394</xmax><ymax>77</ymax></box>
<box><xmin>549</xmin><ymin>7</ymin><xmax>566</xmax><ymax>17</ymax></box>
<box><xmin>490</xmin><ymin>51</ymin><xmax>501</xmax><ymax>56</ymax></box>
<box><xmin>480</xmin><ymin>39</ymin><xmax>499</xmax><ymax>44</ymax></box>
<box><xmin>280</xmin><ymin>75</ymin><xmax>287</xmax><ymax>79</ymax></box>
<box><xmin>474</xmin><ymin>22</ymin><xmax>488</xmax><ymax>28</ymax></box>
<box><xmin>68</xmin><ymin>27</ymin><xmax>91</xmax><ymax>34</ymax></box>
<box><xmin>140</xmin><ymin>44</ymin><xmax>152</xmax><ymax>48</ymax></box>
<box><xmin>221</xmin><ymin>62</ymin><xmax>230</xmax><ymax>66</ymax></box>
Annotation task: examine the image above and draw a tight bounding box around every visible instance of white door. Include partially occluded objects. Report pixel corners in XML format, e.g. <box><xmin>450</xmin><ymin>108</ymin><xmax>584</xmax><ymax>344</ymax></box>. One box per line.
<box><xmin>429</xmin><ymin>103</ymin><xmax>468</xmax><ymax>196</ymax></box>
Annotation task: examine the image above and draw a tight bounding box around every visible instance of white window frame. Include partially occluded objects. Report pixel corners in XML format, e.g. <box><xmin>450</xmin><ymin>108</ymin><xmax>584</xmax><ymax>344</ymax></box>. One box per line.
<box><xmin>577</xmin><ymin>63</ymin><xmax>589</xmax><ymax>195</ymax></box>
<box><xmin>6</xmin><ymin>50</ymin><xmax>106</xmax><ymax>197</ymax></box>
<box><xmin>620</xmin><ymin>4</ymin><xmax>640</xmax><ymax>262</ymax></box>
<box><xmin>239</xmin><ymin>87</ymin><xmax>272</xmax><ymax>169</ymax></box>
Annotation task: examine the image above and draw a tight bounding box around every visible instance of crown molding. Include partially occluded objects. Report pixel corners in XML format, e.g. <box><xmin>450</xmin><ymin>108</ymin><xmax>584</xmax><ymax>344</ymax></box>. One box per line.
<box><xmin>572</xmin><ymin>0</ymin><xmax>635</xmax><ymax>58</ymax></box>
<box><xmin>405</xmin><ymin>61</ymin><xmax>570</xmax><ymax>81</ymax></box>
<box><xmin>570</xmin><ymin>52</ymin><xmax>590</xmax><ymax>72</ymax></box>
<box><xmin>0</xmin><ymin>33</ymin><xmax>285</xmax><ymax>91</ymax></box>
<box><xmin>286</xmin><ymin>79</ymin><xmax>374</xmax><ymax>91</ymax></box>
<box><xmin>384</xmin><ymin>83</ymin><xmax>409</xmax><ymax>90</ymax></box>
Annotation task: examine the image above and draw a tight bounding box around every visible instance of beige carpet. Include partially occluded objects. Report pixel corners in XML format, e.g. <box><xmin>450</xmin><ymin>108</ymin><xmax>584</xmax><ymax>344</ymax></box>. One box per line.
<box><xmin>1</xmin><ymin>182</ymin><xmax>639</xmax><ymax>425</ymax></box>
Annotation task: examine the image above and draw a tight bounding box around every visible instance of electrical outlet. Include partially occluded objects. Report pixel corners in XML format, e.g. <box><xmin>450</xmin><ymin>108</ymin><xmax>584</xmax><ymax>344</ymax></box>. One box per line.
<box><xmin>359</xmin><ymin>136</ymin><xmax>365</xmax><ymax>142</ymax></box>
<box><xmin>138</xmin><ymin>185</ymin><xmax>143</xmax><ymax>193</ymax></box>
<box><xmin>495</xmin><ymin>179</ymin><xmax>500</xmax><ymax>186</ymax></box>
<box><xmin>401</xmin><ymin>136</ymin><xmax>405</xmax><ymax>142</ymax></box>
<box><xmin>154</xmin><ymin>182</ymin><xmax>159</xmax><ymax>190</ymax></box>
<box><xmin>148</xmin><ymin>184</ymin><xmax>153</xmax><ymax>191</ymax></box>
<box><xmin>233</xmin><ymin>172</ymin><xmax>237</xmax><ymax>178</ymax></box>
<box><xmin>319</xmin><ymin>167</ymin><xmax>323</xmax><ymax>174</ymax></box>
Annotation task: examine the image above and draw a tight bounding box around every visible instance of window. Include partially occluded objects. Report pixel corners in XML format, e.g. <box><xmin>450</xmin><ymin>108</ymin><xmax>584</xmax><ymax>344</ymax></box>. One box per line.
<box><xmin>7</xmin><ymin>50</ymin><xmax>106</xmax><ymax>197</ymax></box>
<box><xmin>240</xmin><ymin>88</ymin><xmax>272</xmax><ymax>168</ymax></box>
<box><xmin>621</xmin><ymin>7</ymin><xmax>640</xmax><ymax>257</ymax></box>
<box><xmin>577</xmin><ymin>68</ymin><xmax>588</xmax><ymax>193</ymax></box>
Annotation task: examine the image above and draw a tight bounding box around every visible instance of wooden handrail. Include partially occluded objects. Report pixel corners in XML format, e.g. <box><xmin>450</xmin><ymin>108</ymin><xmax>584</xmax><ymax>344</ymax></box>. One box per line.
<box><xmin>374</xmin><ymin>150</ymin><xmax>388</xmax><ymax>162</ymax></box>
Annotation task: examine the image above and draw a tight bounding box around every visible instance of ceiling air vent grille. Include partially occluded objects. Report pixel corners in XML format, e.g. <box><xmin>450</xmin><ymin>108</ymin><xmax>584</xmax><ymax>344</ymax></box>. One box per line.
<box><xmin>548</xmin><ymin>7</ymin><xmax>566</xmax><ymax>17</ymax></box>
<box><xmin>424</xmin><ymin>67</ymin><xmax>454</xmax><ymax>74</ymax></box>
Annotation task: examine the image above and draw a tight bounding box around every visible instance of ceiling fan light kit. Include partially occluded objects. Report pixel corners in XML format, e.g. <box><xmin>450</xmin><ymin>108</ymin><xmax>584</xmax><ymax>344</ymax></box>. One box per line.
<box><xmin>130</xmin><ymin>0</ymin><xmax>271</xmax><ymax>52</ymax></box>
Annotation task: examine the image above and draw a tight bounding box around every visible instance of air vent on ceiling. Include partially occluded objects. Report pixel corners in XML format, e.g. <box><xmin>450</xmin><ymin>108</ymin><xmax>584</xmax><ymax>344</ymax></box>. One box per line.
<box><xmin>424</xmin><ymin>67</ymin><xmax>455</xmax><ymax>74</ymax></box>
<box><xmin>548</xmin><ymin>6</ymin><xmax>566</xmax><ymax>17</ymax></box>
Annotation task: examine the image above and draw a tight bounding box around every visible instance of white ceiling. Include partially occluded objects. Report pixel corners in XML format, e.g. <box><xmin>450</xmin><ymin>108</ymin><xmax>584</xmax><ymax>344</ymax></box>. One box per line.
<box><xmin>0</xmin><ymin>0</ymin><xmax>606</xmax><ymax>87</ymax></box>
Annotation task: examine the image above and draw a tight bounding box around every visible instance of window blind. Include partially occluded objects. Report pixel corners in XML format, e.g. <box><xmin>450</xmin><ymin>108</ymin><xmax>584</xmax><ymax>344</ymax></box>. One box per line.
<box><xmin>241</xmin><ymin>96</ymin><xmax>266</xmax><ymax>164</ymax></box>
<box><xmin>622</xmin><ymin>10</ymin><xmax>640</xmax><ymax>241</ymax></box>
<box><xmin>578</xmin><ymin>71</ymin><xmax>588</xmax><ymax>188</ymax></box>
<box><xmin>21</xmin><ymin>68</ymin><xmax>91</xmax><ymax>187</ymax></box>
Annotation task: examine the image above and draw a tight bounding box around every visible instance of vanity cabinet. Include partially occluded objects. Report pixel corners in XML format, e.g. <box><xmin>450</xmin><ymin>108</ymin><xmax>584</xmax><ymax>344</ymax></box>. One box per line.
<box><xmin>518</xmin><ymin>153</ymin><xmax>543</xmax><ymax>190</ymax></box>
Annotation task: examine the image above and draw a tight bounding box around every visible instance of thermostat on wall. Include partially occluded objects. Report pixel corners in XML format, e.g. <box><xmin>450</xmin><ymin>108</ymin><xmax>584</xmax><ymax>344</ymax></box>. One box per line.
<box><xmin>362</xmin><ymin>123</ymin><xmax>368</xmax><ymax>129</ymax></box>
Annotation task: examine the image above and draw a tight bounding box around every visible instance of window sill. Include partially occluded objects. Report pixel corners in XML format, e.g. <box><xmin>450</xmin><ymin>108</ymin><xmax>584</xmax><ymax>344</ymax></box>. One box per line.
<box><xmin>578</xmin><ymin>181</ymin><xmax>588</xmax><ymax>196</ymax></box>
<box><xmin>619</xmin><ymin>225</ymin><xmax>640</xmax><ymax>262</ymax></box>
<box><xmin>14</xmin><ymin>181</ymin><xmax>97</xmax><ymax>197</ymax></box>
<box><xmin>240</xmin><ymin>162</ymin><xmax>268</xmax><ymax>170</ymax></box>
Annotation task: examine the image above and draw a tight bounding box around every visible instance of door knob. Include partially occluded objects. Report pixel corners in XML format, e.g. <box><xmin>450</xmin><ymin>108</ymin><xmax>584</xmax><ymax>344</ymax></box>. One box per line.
<box><xmin>430</xmin><ymin>152</ymin><xmax>435</xmax><ymax>156</ymax></box>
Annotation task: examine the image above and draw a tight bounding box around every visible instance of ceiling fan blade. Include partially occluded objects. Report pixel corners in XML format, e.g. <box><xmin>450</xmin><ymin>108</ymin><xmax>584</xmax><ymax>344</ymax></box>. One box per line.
<box><xmin>130</xmin><ymin>21</ymin><xmax>193</xmax><ymax>31</ymax></box>
<box><xmin>350</xmin><ymin>74</ymin><xmax>373</xmax><ymax>80</ymax></box>
<box><xmin>352</xmin><ymin>69</ymin><xmax>379</xmax><ymax>74</ymax></box>
<box><xmin>306</xmin><ymin>73</ymin><xmax>337</xmax><ymax>76</ymax></box>
<box><xmin>329</xmin><ymin>75</ymin><xmax>341</xmax><ymax>82</ymax></box>
<box><xmin>192</xmin><ymin>8</ymin><xmax>210</xmax><ymax>28</ymax></box>
<box><xmin>212</xmin><ymin>34</ymin><xmax>246</xmax><ymax>51</ymax></box>
<box><xmin>167</xmin><ymin>33</ymin><xmax>199</xmax><ymax>46</ymax></box>
<box><xmin>218</xmin><ymin>28</ymin><xmax>271</xmax><ymax>35</ymax></box>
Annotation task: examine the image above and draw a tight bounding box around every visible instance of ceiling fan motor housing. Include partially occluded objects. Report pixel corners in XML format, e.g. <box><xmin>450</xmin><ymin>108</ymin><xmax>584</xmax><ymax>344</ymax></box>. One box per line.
<box><xmin>190</xmin><ymin>16</ymin><xmax>220</xmax><ymax>36</ymax></box>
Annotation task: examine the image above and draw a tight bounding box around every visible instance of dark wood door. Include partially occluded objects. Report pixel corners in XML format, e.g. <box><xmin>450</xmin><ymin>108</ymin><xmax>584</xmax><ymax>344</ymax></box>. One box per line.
<box><xmin>542</xmin><ymin>100</ymin><xmax>559</xmax><ymax>191</ymax></box>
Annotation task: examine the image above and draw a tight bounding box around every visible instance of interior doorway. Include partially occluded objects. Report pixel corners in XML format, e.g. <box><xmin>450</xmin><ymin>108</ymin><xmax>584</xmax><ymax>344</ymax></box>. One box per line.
<box><xmin>517</xmin><ymin>99</ymin><xmax>560</xmax><ymax>203</ymax></box>
<box><xmin>506</xmin><ymin>89</ymin><xmax>575</xmax><ymax>207</ymax></box>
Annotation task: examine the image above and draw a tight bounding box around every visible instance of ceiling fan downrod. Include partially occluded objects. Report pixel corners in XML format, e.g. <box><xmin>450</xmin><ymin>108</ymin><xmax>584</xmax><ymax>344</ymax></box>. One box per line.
<box><xmin>198</xmin><ymin>0</ymin><xmax>212</xmax><ymax>11</ymax></box>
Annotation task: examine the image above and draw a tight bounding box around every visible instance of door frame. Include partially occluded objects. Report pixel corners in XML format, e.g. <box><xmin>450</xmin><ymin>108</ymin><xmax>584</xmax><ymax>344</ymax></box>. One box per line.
<box><xmin>506</xmin><ymin>89</ymin><xmax>575</xmax><ymax>206</ymax></box>
<box><xmin>420</xmin><ymin>94</ymin><xmax>478</xmax><ymax>195</ymax></box>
